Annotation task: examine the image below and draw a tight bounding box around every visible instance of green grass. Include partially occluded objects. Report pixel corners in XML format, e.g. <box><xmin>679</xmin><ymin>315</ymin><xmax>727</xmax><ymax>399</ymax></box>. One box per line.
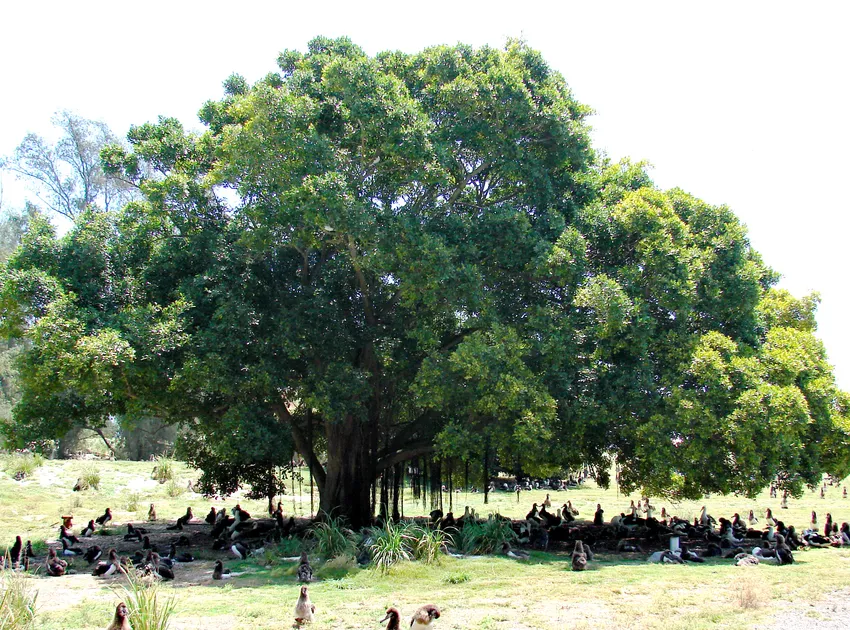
<box><xmin>77</xmin><ymin>463</ymin><xmax>101</xmax><ymax>491</ymax></box>
<box><xmin>0</xmin><ymin>571</ymin><xmax>38</xmax><ymax>630</ymax></box>
<box><xmin>311</xmin><ymin>512</ymin><xmax>357</xmax><ymax>559</ymax></box>
<box><xmin>120</xmin><ymin>570</ymin><xmax>177</xmax><ymax>630</ymax></box>
<box><xmin>151</xmin><ymin>457</ymin><xmax>175</xmax><ymax>484</ymax></box>
<box><xmin>1</xmin><ymin>460</ymin><xmax>849</xmax><ymax>629</ymax></box>
<box><xmin>1</xmin><ymin>453</ymin><xmax>44</xmax><ymax>480</ymax></box>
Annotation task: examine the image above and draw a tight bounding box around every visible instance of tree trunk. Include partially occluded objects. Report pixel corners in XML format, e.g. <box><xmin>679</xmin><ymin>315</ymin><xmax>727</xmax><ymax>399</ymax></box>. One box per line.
<box><xmin>379</xmin><ymin>470</ymin><xmax>389</xmax><ymax>519</ymax></box>
<box><xmin>483</xmin><ymin>440</ymin><xmax>490</xmax><ymax>505</ymax></box>
<box><xmin>321</xmin><ymin>415</ymin><xmax>373</xmax><ymax>529</ymax></box>
<box><xmin>430</xmin><ymin>458</ymin><xmax>441</xmax><ymax>511</ymax></box>
<box><xmin>392</xmin><ymin>462</ymin><xmax>402</xmax><ymax>522</ymax></box>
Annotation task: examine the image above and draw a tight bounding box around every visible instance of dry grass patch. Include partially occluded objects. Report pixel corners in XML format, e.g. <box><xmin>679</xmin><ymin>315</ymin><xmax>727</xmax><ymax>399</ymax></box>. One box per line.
<box><xmin>735</xmin><ymin>575</ymin><xmax>769</xmax><ymax>609</ymax></box>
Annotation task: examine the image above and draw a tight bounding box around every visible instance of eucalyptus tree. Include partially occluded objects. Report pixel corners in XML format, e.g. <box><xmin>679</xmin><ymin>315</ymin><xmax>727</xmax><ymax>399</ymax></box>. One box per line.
<box><xmin>2</xmin><ymin>111</ymin><xmax>136</xmax><ymax>221</ymax></box>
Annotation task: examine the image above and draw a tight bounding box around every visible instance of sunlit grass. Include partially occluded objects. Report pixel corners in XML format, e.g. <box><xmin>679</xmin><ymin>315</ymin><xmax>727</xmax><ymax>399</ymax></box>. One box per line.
<box><xmin>0</xmin><ymin>460</ymin><xmax>848</xmax><ymax>629</ymax></box>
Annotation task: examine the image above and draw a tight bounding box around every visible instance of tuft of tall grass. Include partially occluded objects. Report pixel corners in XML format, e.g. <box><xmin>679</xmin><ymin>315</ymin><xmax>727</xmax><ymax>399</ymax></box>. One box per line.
<box><xmin>368</xmin><ymin>520</ymin><xmax>413</xmax><ymax>573</ymax></box>
<box><xmin>78</xmin><ymin>464</ymin><xmax>101</xmax><ymax>490</ymax></box>
<box><xmin>126</xmin><ymin>491</ymin><xmax>141</xmax><ymax>512</ymax></box>
<box><xmin>454</xmin><ymin>515</ymin><xmax>516</xmax><ymax>555</ymax></box>
<box><xmin>311</xmin><ymin>513</ymin><xmax>357</xmax><ymax>559</ymax></box>
<box><xmin>478</xmin><ymin>515</ymin><xmax>517</xmax><ymax>554</ymax></box>
<box><xmin>408</xmin><ymin>525</ymin><xmax>451</xmax><ymax>564</ymax></box>
<box><xmin>1</xmin><ymin>453</ymin><xmax>45</xmax><ymax>480</ymax></box>
<box><xmin>151</xmin><ymin>457</ymin><xmax>175</xmax><ymax>483</ymax></box>
<box><xmin>0</xmin><ymin>570</ymin><xmax>38</xmax><ymax>629</ymax></box>
<box><xmin>118</xmin><ymin>569</ymin><xmax>176</xmax><ymax>630</ymax></box>
<box><xmin>164</xmin><ymin>478</ymin><xmax>183</xmax><ymax>498</ymax></box>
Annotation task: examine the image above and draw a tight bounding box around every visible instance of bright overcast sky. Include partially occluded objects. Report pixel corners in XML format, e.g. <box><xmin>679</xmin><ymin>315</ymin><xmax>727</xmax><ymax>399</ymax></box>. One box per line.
<box><xmin>2</xmin><ymin>1</ymin><xmax>848</xmax><ymax>386</ymax></box>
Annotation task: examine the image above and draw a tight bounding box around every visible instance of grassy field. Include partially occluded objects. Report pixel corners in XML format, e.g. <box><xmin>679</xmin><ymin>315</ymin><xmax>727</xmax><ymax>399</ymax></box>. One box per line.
<box><xmin>2</xmin><ymin>457</ymin><xmax>850</xmax><ymax>629</ymax></box>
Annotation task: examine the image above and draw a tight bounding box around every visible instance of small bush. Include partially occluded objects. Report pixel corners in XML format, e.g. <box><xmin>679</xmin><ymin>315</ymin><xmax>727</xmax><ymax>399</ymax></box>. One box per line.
<box><xmin>311</xmin><ymin>513</ymin><xmax>357</xmax><ymax>559</ymax></box>
<box><xmin>151</xmin><ymin>457</ymin><xmax>175</xmax><ymax>483</ymax></box>
<box><xmin>126</xmin><ymin>492</ymin><xmax>141</xmax><ymax>512</ymax></box>
<box><xmin>119</xmin><ymin>569</ymin><xmax>176</xmax><ymax>630</ymax></box>
<box><xmin>78</xmin><ymin>464</ymin><xmax>101</xmax><ymax>491</ymax></box>
<box><xmin>0</xmin><ymin>570</ymin><xmax>39</xmax><ymax>629</ymax></box>
<box><xmin>369</xmin><ymin>521</ymin><xmax>413</xmax><ymax>573</ymax></box>
<box><xmin>164</xmin><ymin>478</ymin><xmax>183</xmax><ymax>498</ymax></box>
<box><xmin>2</xmin><ymin>453</ymin><xmax>44</xmax><ymax>480</ymax></box>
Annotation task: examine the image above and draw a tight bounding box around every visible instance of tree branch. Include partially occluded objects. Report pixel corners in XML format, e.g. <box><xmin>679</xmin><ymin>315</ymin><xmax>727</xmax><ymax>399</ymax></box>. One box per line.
<box><xmin>90</xmin><ymin>427</ymin><xmax>116</xmax><ymax>458</ymax></box>
<box><xmin>347</xmin><ymin>237</ymin><xmax>377</xmax><ymax>327</ymax></box>
<box><xmin>272</xmin><ymin>401</ymin><xmax>327</xmax><ymax>491</ymax></box>
<box><xmin>446</xmin><ymin>160</ymin><xmax>493</xmax><ymax>206</ymax></box>
<box><xmin>375</xmin><ymin>441</ymin><xmax>436</xmax><ymax>472</ymax></box>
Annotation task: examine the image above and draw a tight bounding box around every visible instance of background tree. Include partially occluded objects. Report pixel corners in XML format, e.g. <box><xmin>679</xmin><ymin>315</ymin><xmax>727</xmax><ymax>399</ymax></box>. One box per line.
<box><xmin>1</xmin><ymin>111</ymin><xmax>137</xmax><ymax>221</ymax></box>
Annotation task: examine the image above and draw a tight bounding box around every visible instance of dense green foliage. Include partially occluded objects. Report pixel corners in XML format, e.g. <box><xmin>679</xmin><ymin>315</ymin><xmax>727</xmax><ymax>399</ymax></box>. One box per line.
<box><xmin>1</xmin><ymin>37</ymin><xmax>848</xmax><ymax>524</ymax></box>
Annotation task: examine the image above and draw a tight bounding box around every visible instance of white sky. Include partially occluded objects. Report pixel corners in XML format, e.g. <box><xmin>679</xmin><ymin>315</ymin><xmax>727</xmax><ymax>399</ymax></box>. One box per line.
<box><xmin>2</xmin><ymin>1</ymin><xmax>848</xmax><ymax>386</ymax></box>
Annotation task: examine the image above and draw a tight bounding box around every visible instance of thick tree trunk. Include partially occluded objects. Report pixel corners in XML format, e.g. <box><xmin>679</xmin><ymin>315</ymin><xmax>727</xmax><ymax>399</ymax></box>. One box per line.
<box><xmin>321</xmin><ymin>415</ymin><xmax>373</xmax><ymax>529</ymax></box>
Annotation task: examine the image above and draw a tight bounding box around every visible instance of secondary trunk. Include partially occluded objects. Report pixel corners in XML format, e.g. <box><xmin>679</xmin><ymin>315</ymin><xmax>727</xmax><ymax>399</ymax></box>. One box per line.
<box><xmin>321</xmin><ymin>414</ymin><xmax>373</xmax><ymax>529</ymax></box>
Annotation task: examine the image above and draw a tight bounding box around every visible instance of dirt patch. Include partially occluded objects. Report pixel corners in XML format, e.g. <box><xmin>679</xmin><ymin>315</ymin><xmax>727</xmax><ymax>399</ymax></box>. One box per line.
<box><xmin>758</xmin><ymin>588</ymin><xmax>850</xmax><ymax>629</ymax></box>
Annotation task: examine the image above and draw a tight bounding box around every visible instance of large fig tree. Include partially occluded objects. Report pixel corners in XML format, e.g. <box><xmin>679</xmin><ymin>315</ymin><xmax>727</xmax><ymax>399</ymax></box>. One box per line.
<box><xmin>2</xmin><ymin>38</ymin><xmax>848</xmax><ymax>526</ymax></box>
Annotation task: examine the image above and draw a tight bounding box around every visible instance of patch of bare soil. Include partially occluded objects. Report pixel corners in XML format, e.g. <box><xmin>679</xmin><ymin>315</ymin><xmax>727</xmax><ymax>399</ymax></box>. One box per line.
<box><xmin>758</xmin><ymin>588</ymin><xmax>850</xmax><ymax>629</ymax></box>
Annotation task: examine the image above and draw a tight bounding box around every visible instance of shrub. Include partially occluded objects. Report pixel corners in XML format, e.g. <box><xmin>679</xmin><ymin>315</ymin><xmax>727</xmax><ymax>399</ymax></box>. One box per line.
<box><xmin>119</xmin><ymin>569</ymin><xmax>176</xmax><ymax>630</ymax></box>
<box><xmin>311</xmin><ymin>513</ymin><xmax>357</xmax><ymax>559</ymax></box>
<box><xmin>0</xmin><ymin>570</ymin><xmax>38</xmax><ymax>629</ymax></box>
<box><xmin>78</xmin><ymin>464</ymin><xmax>101</xmax><ymax>491</ymax></box>
<box><xmin>151</xmin><ymin>457</ymin><xmax>174</xmax><ymax>483</ymax></box>
<box><xmin>369</xmin><ymin>521</ymin><xmax>413</xmax><ymax>573</ymax></box>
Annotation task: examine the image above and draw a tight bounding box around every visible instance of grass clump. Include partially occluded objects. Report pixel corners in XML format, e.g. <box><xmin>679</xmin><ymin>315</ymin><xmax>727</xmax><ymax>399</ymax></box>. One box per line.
<box><xmin>311</xmin><ymin>513</ymin><xmax>357</xmax><ymax>559</ymax></box>
<box><xmin>734</xmin><ymin>576</ymin><xmax>768</xmax><ymax>609</ymax></box>
<box><xmin>151</xmin><ymin>457</ymin><xmax>175</xmax><ymax>483</ymax></box>
<box><xmin>455</xmin><ymin>514</ymin><xmax>516</xmax><ymax>555</ymax></box>
<box><xmin>125</xmin><ymin>491</ymin><xmax>141</xmax><ymax>512</ymax></box>
<box><xmin>408</xmin><ymin>525</ymin><xmax>451</xmax><ymax>564</ymax></box>
<box><xmin>369</xmin><ymin>520</ymin><xmax>413</xmax><ymax>573</ymax></box>
<box><xmin>119</xmin><ymin>570</ymin><xmax>176</xmax><ymax>630</ymax></box>
<box><xmin>164</xmin><ymin>478</ymin><xmax>183</xmax><ymax>498</ymax></box>
<box><xmin>77</xmin><ymin>464</ymin><xmax>101</xmax><ymax>490</ymax></box>
<box><xmin>2</xmin><ymin>453</ymin><xmax>45</xmax><ymax>480</ymax></box>
<box><xmin>444</xmin><ymin>572</ymin><xmax>471</xmax><ymax>584</ymax></box>
<box><xmin>0</xmin><ymin>570</ymin><xmax>38</xmax><ymax>629</ymax></box>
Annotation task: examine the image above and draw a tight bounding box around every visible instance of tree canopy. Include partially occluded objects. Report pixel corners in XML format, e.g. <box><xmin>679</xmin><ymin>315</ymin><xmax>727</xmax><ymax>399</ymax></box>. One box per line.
<box><xmin>1</xmin><ymin>38</ymin><xmax>848</xmax><ymax>526</ymax></box>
